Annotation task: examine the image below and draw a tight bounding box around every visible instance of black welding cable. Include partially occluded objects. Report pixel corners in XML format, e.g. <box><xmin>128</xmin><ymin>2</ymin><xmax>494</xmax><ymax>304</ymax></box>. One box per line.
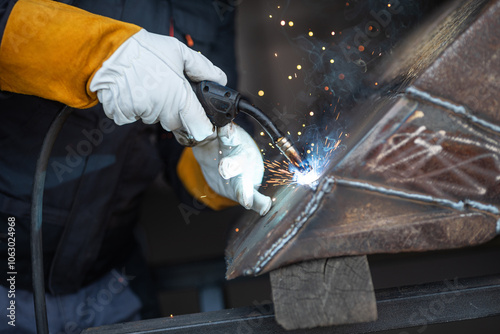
<box><xmin>31</xmin><ymin>105</ymin><xmax>73</xmax><ymax>334</ymax></box>
<box><xmin>237</xmin><ymin>99</ymin><xmax>284</xmax><ymax>142</ymax></box>
<box><xmin>238</xmin><ymin>98</ymin><xmax>310</xmax><ymax>172</ymax></box>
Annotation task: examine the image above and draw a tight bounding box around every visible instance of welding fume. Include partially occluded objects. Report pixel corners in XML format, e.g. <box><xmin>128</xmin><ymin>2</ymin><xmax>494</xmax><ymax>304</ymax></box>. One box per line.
<box><xmin>0</xmin><ymin>0</ymin><xmax>308</xmax><ymax>333</ymax></box>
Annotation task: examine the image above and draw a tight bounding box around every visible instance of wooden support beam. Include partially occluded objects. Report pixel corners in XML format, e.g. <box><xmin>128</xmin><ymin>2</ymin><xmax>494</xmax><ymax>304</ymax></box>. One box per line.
<box><xmin>270</xmin><ymin>255</ymin><xmax>377</xmax><ymax>330</ymax></box>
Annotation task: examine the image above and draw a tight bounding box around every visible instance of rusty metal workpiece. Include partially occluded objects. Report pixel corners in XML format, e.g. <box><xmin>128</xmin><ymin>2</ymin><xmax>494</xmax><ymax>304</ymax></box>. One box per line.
<box><xmin>225</xmin><ymin>0</ymin><xmax>500</xmax><ymax>280</ymax></box>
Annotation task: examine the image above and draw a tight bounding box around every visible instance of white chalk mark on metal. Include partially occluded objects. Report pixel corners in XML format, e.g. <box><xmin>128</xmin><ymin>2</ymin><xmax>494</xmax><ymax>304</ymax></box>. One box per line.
<box><xmin>370</xmin><ymin>126</ymin><xmax>428</xmax><ymax>169</ymax></box>
<box><xmin>366</xmin><ymin>110</ymin><xmax>499</xmax><ymax>198</ymax></box>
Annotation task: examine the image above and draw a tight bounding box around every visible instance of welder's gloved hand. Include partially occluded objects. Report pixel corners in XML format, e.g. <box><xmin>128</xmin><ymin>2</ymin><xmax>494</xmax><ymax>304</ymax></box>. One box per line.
<box><xmin>192</xmin><ymin>123</ymin><xmax>272</xmax><ymax>216</ymax></box>
<box><xmin>90</xmin><ymin>29</ymin><xmax>227</xmax><ymax>143</ymax></box>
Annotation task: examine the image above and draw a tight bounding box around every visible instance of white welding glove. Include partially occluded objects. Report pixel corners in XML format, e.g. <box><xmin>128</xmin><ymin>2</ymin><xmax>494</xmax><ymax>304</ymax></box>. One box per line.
<box><xmin>192</xmin><ymin>123</ymin><xmax>272</xmax><ymax>216</ymax></box>
<box><xmin>90</xmin><ymin>29</ymin><xmax>227</xmax><ymax>143</ymax></box>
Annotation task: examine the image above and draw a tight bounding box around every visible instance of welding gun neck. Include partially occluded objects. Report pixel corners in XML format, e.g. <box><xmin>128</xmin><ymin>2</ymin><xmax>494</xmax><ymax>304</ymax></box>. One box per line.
<box><xmin>237</xmin><ymin>99</ymin><xmax>284</xmax><ymax>142</ymax></box>
<box><xmin>237</xmin><ymin>99</ymin><xmax>309</xmax><ymax>171</ymax></box>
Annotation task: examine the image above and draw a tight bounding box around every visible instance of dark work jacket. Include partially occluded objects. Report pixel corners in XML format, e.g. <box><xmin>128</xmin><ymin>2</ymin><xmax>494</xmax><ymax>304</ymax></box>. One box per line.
<box><xmin>0</xmin><ymin>0</ymin><xmax>237</xmax><ymax>294</ymax></box>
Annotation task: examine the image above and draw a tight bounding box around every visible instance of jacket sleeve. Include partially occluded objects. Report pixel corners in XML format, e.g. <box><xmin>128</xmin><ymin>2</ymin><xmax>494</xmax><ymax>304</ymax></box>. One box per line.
<box><xmin>0</xmin><ymin>0</ymin><xmax>16</xmax><ymax>41</ymax></box>
<box><xmin>0</xmin><ymin>0</ymin><xmax>140</xmax><ymax>108</ymax></box>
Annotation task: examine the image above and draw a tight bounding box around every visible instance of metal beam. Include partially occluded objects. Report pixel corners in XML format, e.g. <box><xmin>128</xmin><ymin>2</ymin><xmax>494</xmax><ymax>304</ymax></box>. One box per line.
<box><xmin>83</xmin><ymin>274</ymin><xmax>500</xmax><ymax>334</ymax></box>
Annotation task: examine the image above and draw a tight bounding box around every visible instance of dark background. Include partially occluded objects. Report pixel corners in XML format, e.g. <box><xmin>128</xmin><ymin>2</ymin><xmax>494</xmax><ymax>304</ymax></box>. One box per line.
<box><xmin>137</xmin><ymin>0</ymin><xmax>500</xmax><ymax>332</ymax></box>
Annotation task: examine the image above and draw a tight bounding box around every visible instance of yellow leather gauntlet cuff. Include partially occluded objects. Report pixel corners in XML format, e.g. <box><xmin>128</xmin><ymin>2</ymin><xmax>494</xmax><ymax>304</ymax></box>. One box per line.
<box><xmin>0</xmin><ymin>0</ymin><xmax>141</xmax><ymax>108</ymax></box>
<box><xmin>177</xmin><ymin>147</ymin><xmax>238</xmax><ymax>211</ymax></box>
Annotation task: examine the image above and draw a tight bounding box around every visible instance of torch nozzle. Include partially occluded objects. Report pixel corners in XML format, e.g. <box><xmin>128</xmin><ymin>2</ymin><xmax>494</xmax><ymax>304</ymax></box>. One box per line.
<box><xmin>276</xmin><ymin>137</ymin><xmax>311</xmax><ymax>173</ymax></box>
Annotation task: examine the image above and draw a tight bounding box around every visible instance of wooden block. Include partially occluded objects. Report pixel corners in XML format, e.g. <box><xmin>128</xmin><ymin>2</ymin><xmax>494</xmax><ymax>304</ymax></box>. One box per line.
<box><xmin>270</xmin><ymin>255</ymin><xmax>377</xmax><ymax>330</ymax></box>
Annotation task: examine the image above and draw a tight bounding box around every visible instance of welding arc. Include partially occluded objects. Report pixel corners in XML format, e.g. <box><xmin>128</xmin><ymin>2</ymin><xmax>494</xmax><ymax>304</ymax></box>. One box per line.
<box><xmin>31</xmin><ymin>105</ymin><xmax>73</xmax><ymax>334</ymax></box>
<box><xmin>238</xmin><ymin>99</ymin><xmax>284</xmax><ymax>142</ymax></box>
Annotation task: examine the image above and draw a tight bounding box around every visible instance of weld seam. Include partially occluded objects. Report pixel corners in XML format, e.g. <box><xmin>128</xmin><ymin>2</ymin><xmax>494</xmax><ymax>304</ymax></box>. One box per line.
<box><xmin>250</xmin><ymin>177</ymin><xmax>335</xmax><ymax>275</ymax></box>
<box><xmin>335</xmin><ymin>177</ymin><xmax>499</xmax><ymax>215</ymax></box>
<box><xmin>406</xmin><ymin>87</ymin><xmax>500</xmax><ymax>134</ymax></box>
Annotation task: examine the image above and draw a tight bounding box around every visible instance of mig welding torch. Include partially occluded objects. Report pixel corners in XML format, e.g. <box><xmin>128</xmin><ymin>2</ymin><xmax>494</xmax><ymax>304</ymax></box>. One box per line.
<box><xmin>191</xmin><ymin>80</ymin><xmax>310</xmax><ymax>172</ymax></box>
<box><xmin>31</xmin><ymin>81</ymin><xmax>309</xmax><ymax>334</ymax></box>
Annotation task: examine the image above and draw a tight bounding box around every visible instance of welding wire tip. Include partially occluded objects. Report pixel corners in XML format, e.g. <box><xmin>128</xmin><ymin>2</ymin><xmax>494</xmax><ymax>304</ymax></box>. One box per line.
<box><xmin>298</xmin><ymin>160</ymin><xmax>312</xmax><ymax>173</ymax></box>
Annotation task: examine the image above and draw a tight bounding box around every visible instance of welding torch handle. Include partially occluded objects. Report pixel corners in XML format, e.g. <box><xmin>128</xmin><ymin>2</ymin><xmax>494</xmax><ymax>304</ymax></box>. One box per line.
<box><xmin>190</xmin><ymin>80</ymin><xmax>240</xmax><ymax>128</ymax></box>
<box><xmin>190</xmin><ymin>80</ymin><xmax>284</xmax><ymax>141</ymax></box>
